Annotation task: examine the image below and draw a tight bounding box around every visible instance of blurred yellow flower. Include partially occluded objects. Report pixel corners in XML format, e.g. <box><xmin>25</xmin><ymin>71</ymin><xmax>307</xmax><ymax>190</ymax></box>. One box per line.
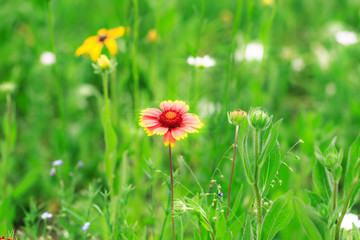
<box><xmin>97</xmin><ymin>55</ymin><xmax>111</xmax><ymax>70</ymax></box>
<box><xmin>75</xmin><ymin>26</ymin><xmax>128</xmax><ymax>62</ymax></box>
<box><xmin>146</xmin><ymin>29</ymin><xmax>158</xmax><ymax>42</ymax></box>
<box><xmin>262</xmin><ymin>0</ymin><xmax>273</xmax><ymax>5</ymax></box>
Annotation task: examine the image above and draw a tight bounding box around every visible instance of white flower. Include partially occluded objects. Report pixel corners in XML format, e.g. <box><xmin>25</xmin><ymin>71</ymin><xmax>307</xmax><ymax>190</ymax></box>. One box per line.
<box><xmin>311</xmin><ymin>43</ymin><xmax>331</xmax><ymax>70</ymax></box>
<box><xmin>341</xmin><ymin>213</ymin><xmax>360</xmax><ymax>230</ymax></box>
<box><xmin>291</xmin><ymin>57</ymin><xmax>305</xmax><ymax>72</ymax></box>
<box><xmin>335</xmin><ymin>31</ymin><xmax>358</xmax><ymax>46</ymax></box>
<box><xmin>245</xmin><ymin>42</ymin><xmax>264</xmax><ymax>61</ymax></box>
<box><xmin>82</xmin><ymin>222</ymin><xmax>90</xmax><ymax>231</ymax></box>
<box><xmin>53</xmin><ymin>159</ymin><xmax>63</xmax><ymax>166</ymax></box>
<box><xmin>187</xmin><ymin>55</ymin><xmax>216</xmax><ymax>68</ymax></box>
<box><xmin>40</xmin><ymin>51</ymin><xmax>56</xmax><ymax>66</ymax></box>
<box><xmin>0</xmin><ymin>82</ymin><xmax>16</xmax><ymax>94</ymax></box>
<box><xmin>50</xmin><ymin>167</ymin><xmax>56</xmax><ymax>177</ymax></box>
<box><xmin>41</xmin><ymin>212</ymin><xmax>53</xmax><ymax>220</ymax></box>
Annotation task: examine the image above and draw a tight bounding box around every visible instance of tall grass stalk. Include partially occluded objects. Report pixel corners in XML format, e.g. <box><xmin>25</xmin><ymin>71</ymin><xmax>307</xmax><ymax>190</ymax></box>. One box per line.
<box><xmin>131</xmin><ymin>0</ymin><xmax>140</xmax><ymax>120</ymax></box>
<box><xmin>222</xmin><ymin>0</ymin><xmax>243</xmax><ymax>108</ymax></box>
<box><xmin>46</xmin><ymin>0</ymin><xmax>66</xmax><ymax>153</ymax></box>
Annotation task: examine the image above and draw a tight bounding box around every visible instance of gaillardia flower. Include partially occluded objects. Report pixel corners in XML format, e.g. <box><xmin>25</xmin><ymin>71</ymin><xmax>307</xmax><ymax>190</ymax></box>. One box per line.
<box><xmin>75</xmin><ymin>26</ymin><xmax>128</xmax><ymax>62</ymax></box>
<box><xmin>139</xmin><ymin>100</ymin><xmax>203</xmax><ymax>147</ymax></box>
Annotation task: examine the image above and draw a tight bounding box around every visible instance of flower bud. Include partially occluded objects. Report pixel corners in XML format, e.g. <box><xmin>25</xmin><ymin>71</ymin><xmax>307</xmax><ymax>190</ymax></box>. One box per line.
<box><xmin>97</xmin><ymin>55</ymin><xmax>111</xmax><ymax>70</ymax></box>
<box><xmin>227</xmin><ymin>109</ymin><xmax>247</xmax><ymax>126</ymax></box>
<box><xmin>248</xmin><ymin>107</ymin><xmax>271</xmax><ymax>130</ymax></box>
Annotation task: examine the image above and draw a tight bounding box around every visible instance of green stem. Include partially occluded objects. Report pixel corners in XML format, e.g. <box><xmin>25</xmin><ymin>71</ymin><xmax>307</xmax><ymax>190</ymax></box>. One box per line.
<box><xmin>102</xmin><ymin>71</ymin><xmax>113</xmax><ymax>197</ymax></box>
<box><xmin>335</xmin><ymin>180</ymin><xmax>357</xmax><ymax>240</ymax></box>
<box><xmin>159</xmin><ymin>190</ymin><xmax>171</xmax><ymax>240</ymax></box>
<box><xmin>333</xmin><ymin>179</ymin><xmax>337</xmax><ymax>212</ymax></box>
<box><xmin>169</xmin><ymin>145</ymin><xmax>176</xmax><ymax>240</ymax></box>
<box><xmin>253</xmin><ymin>129</ymin><xmax>262</xmax><ymax>225</ymax></box>
<box><xmin>226</xmin><ymin>124</ymin><xmax>240</xmax><ymax>219</ymax></box>
<box><xmin>110</xmin><ymin>55</ymin><xmax>118</xmax><ymax>127</ymax></box>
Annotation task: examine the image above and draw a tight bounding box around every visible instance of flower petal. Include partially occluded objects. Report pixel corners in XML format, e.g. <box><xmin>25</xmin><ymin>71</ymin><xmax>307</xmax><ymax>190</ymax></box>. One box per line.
<box><xmin>159</xmin><ymin>100</ymin><xmax>173</xmax><ymax>112</ymax></box>
<box><xmin>181</xmin><ymin>113</ymin><xmax>203</xmax><ymax>128</ymax></box>
<box><xmin>141</xmin><ymin>108</ymin><xmax>162</xmax><ymax>118</ymax></box>
<box><xmin>140</xmin><ymin>116</ymin><xmax>160</xmax><ymax>127</ymax></box>
<box><xmin>143</xmin><ymin>124</ymin><xmax>166</xmax><ymax>136</ymax></box>
<box><xmin>153</xmin><ymin>126</ymin><xmax>169</xmax><ymax>135</ymax></box>
<box><xmin>178</xmin><ymin>126</ymin><xmax>198</xmax><ymax>133</ymax></box>
<box><xmin>75</xmin><ymin>36</ymin><xmax>98</xmax><ymax>56</ymax></box>
<box><xmin>107</xmin><ymin>26</ymin><xmax>126</xmax><ymax>39</ymax></box>
<box><xmin>164</xmin><ymin>130</ymin><xmax>176</xmax><ymax>147</ymax></box>
<box><xmin>173</xmin><ymin>101</ymin><xmax>189</xmax><ymax>114</ymax></box>
<box><xmin>171</xmin><ymin>128</ymin><xmax>187</xmax><ymax>140</ymax></box>
<box><xmin>90</xmin><ymin>43</ymin><xmax>104</xmax><ymax>62</ymax></box>
<box><xmin>105</xmin><ymin>38</ymin><xmax>118</xmax><ymax>55</ymax></box>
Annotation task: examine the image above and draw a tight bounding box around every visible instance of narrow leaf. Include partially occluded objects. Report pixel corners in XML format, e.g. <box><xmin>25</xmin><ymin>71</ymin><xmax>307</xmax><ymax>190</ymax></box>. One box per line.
<box><xmin>258</xmin><ymin>119</ymin><xmax>282</xmax><ymax>166</ymax></box>
<box><xmin>313</xmin><ymin>162</ymin><xmax>331</xmax><ymax>201</ymax></box>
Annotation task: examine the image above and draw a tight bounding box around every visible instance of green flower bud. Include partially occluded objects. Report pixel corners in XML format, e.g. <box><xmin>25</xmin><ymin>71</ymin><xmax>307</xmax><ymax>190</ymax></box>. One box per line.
<box><xmin>248</xmin><ymin>107</ymin><xmax>272</xmax><ymax>130</ymax></box>
<box><xmin>227</xmin><ymin>109</ymin><xmax>247</xmax><ymax>126</ymax></box>
<box><xmin>97</xmin><ymin>55</ymin><xmax>111</xmax><ymax>70</ymax></box>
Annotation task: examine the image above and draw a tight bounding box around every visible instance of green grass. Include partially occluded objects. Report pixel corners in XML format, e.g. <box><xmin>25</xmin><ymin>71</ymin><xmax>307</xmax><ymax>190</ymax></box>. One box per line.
<box><xmin>1</xmin><ymin>0</ymin><xmax>360</xmax><ymax>239</ymax></box>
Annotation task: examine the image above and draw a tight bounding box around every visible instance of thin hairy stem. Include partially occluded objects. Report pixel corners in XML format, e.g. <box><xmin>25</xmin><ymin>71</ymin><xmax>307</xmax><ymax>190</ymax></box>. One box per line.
<box><xmin>226</xmin><ymin>124</ymin><xmax>240</xmax><ymax>219</ymax></box>
<box><xmin>169</xmin><ymin>145</ymin><xmax>176</xmax><ymax>240</ymax></box>
<box><xmin>253</xmin><ymin>129</ymin><xmax>262</xmax><ymax>225</ymax></box>
<box><xmin>335</xmin><ymin>180</ymin><xmax>357</xmax><ymax>240</ymax></box>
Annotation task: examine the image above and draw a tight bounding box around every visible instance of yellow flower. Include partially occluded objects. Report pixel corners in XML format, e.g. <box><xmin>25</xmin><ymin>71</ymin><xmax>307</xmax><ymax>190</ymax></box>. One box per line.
<box><xmin>75</xmin><ymin>26</ymin><xmax>128</xmax><ymax>62</ymax></box>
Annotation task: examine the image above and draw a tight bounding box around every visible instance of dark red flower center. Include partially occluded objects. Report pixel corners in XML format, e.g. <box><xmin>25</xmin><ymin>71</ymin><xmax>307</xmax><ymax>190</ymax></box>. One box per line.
<box><xmin>159</xmin><ymin>110</ymin><xmax>182</xmax><ymax>129</ymax></box>
<box><xmin>98</xmin><ymin>35</ymin><xmax>107</xmax><ymax>42</ymax></box>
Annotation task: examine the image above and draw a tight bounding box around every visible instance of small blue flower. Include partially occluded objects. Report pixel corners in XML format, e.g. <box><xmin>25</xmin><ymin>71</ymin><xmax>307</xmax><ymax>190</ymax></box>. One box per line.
<box><xmin>53</xmin><ymin>159</ymin><xmax>63</xmax><ymax>166</ymax></box>
<box><xmin>82</xmin><ymin>222</ymin><xmax>90</xmax><ymax>231</ymax></box>
<box><xmin>77</xmin><ymin>161</ymin><xmax>84</xmax><ymax>168</ymax></box>
<box><xmin>218</xmin><ymin>192</ymin><xmax>223</xmax><ymax>198</ymax></box>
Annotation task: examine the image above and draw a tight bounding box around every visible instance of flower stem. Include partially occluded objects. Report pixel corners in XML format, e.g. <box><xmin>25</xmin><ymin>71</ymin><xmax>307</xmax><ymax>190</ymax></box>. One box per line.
<box><xmin>226</xmin><ymin>124</ymin><xmax>240</xmax><ymax>219</ymax></box>
<box><xmin>102</xmin><ymin>71</ymin><xmax>113</xmax><ymax>197</ymax></box>
<box><xmin>333</xmin><ymin>179</ymin><xmax>337</xmax><ymax>212</ymax></box>
<box><xmin>253</xmin><ymin>129</ymin><xmax>262</xmax><ymax>225</ymax></box>
<box><xmin>335</xmin><ymin>180</ymin><xmax>357</xmax><ymax>240</ymax></box>
<box><xmin>169</xmin><ymin>145</ymin><xmax>176</xmax><ymax>240</ymax></box>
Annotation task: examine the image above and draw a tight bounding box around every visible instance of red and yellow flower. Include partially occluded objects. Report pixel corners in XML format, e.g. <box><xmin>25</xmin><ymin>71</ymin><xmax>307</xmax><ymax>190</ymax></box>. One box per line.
<box><xmin>75</xmin><ymin>26</ymin><xmax>128</xmax><ymax>62</ymax></box>
<box><xmin>139</xmin><ymin>100</ymin><xmax>203</xmax><ymax>147</ymax></box>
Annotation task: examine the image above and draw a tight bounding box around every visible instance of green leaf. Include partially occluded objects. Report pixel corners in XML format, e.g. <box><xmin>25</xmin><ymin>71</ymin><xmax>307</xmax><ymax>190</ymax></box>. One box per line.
<box><xmin>240</xmin><ymin>213</ymin><xmax>254</xmax><ymax>240</ymax></box>
<box><xmin>294</xmin><ymin>197</ymin><xmax>329</xmax><ymax>240</ymax></box>
<box><xmin>215</xmin><ymin>212</ymin><xmax>228</xmax><ymax>239</ymax></box>
<box><xmin>12</xmin><ymin>170</ymin><xmax>38</xmax><ymax>198</ymax></box>
<box><xmin>258</xmin><ymin>119</ymin><xmax>282</xmax><ymax>166</ymax></box>
<box><xmin>305</xmin><ymin>190</ymin><xmax>324</xmax><ymax>209</ymax></box>
<box><xmin>229</xmin><ymin>213</ymin><xmax>246</xmax><ymax>239</ymax></box>
<box><xmin>345</xmin><ymin>135</ymin><xmax>360</xmax><ymax>195</ymax></box>
<box><xmin>239</xmin><ymin>120</ymin><xmax>254</xmax><ymax>184</ymax></box>
<box><xmin>260</xmin><ymin>143</ymin><xmax>280</xmax><ymax>198</ymax></box>
<box><xmin>227</xmin><ymin>185</ymin><xmax>243</xmax><ymax>222</ymax></box>
<box><xmin>313</xmin><ymin>162</ymin><xmax>331</xmax><ymax>201</ymax></box>
<box><xmin>260</xmin><ymin>190</ymin><xmax>294</xmax><ymax>240</ymax></box>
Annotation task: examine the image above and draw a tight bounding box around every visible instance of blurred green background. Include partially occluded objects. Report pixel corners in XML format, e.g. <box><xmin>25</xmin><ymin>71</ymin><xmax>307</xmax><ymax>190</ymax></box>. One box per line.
<box><xmin>1</xmin><ymin>0</ymin><xmax>360</xmax><ymax>238</ymax></box>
